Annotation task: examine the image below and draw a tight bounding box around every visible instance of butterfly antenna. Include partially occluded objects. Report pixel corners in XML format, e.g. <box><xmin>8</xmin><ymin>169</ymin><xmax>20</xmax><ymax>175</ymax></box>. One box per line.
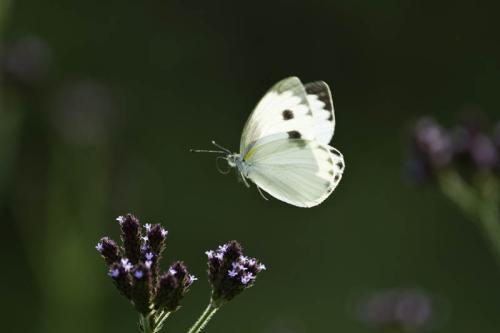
<box><xmin>211</xmin><ymin>140</ymin><xmax>232</xmax><ymax>154</ymax></box>
<box><xmin>256</xmin><ymin>186</ymin><xmax>269</xmax><ymax>201</ymax></box>
<box><xmin>190</xmin><ymin>148</ymin><xmax>227</xmax><ymax>154</ymax></box>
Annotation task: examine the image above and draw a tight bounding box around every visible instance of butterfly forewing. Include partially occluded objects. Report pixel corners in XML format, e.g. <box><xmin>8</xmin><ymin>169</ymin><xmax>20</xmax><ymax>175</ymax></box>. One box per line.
<box><xmin>244</xmin><ymin>138</ymin><xmax>345</xmax><ymax>207</ymax></box>
<box><xmin>304</xmin><ymin>81</ymin><xmax>335</xmax><ymax>145</ymax></box>
<box><xmin>239</xmin><ymin>77</ymin><xmax>315</xmax><ymax>155</ymax></box>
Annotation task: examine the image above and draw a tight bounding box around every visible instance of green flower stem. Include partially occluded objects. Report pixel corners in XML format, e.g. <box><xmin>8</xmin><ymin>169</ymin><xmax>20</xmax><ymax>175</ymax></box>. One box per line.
<box><xmin>140</xmin><ymin>314</ymin><xmax>154</xmax><ymax>333</ymax></box>
<box><xmin>438</xmin><ymin>170</ymin><xmax>500</xmax><ymax>267</ymax></box>
<box><xmin>187</xmin><ymin>303</ymin><xmax>219</xmax><ymax>333</ymax></box>
<box><xmin>139</xmin><ymin>310</ymin><xmax>171</xmax><ymax>333</ymax></box>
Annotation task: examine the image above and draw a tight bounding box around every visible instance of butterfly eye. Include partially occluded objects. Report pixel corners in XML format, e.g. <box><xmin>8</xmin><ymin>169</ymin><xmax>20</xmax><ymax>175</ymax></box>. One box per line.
<box><xmin>215</xmin><ymin>156</ymin><xmax>232</xmax><ymax>175</ymax></box>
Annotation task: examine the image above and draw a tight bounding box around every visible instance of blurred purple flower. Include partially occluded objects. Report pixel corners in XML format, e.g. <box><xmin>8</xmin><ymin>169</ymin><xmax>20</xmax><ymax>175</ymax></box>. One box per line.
<box><xmin>356</xmin><ymin>288</ymin><xmax>435</xmax><ymax>332</ymax></box>
<box><xmin>1</xmin><ymin>35</ymin><xmax>52</xmax><ymax>85</ymax></box>
<box><xmin>50</xmin><ymin>80</ymin><xmax>116</xmax><ymax>144</ymax></box>
<box><xmin>413</xmin><ymin>117</ymin><xmax>453</xmax><ymax>168</ymax></box>
<box><xmin>405</xmin><ymin>117</ymin><xmax>453</xmax><ymax>183</ymax></box>
<box><xmin>453</xmin><ymin>120</ymin><xmax>499</xmax><ymax>171</ymax></box>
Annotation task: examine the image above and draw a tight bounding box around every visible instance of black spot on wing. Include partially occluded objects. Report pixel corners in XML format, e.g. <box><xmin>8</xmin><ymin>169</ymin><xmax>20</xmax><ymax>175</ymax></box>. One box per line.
<box><xmin>304</xmin><ymin>81</ymin><xmax>333</xmax><ymax>112</ymax></box>
<box><xmin>327</xmin><ymin>113</ymin><xmax>334</xmax><ymax>121</ymax></box>
<box><xmin>336</xmin><ymin>162</ymin><xmax>344</xmax><ymax>170</ymax></box>
<box><xmin>287</xmin><ymin>131</ymin><xmax>302</xmax><ymax>139</ymax></box>
<box><xmin>334</xmin><ymin>175</ymin><xmax>340</xmax><ymax>182</ymax></box>
<box><xmin>330</xmin><ymin>148</ymin><xmax>342</xmax><ymax>157</ymax></box>
<box><xmin>282</xmin><ymin>109</ymin><xmax>294</xmax><ymax>120</ymax></box>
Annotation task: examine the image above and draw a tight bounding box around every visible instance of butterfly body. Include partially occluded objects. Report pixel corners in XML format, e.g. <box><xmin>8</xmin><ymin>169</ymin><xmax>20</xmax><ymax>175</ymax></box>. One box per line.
<box><xmin>196</xmin><ymin>77</ymin><xmax>345</xmax><ymax>208</ymax></box>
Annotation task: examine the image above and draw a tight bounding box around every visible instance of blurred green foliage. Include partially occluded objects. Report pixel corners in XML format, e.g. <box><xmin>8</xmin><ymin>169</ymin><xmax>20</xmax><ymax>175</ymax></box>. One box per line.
<box><xmin>2</xmin><ymin>0</ymin><xmax>500</xmax><ymax>332</ymax></box>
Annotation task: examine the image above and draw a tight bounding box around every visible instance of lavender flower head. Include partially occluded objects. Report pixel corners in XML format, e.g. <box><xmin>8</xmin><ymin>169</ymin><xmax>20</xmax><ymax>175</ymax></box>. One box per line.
<box><xmin>96</xmin><ymin>213</ymin><xmax>194</xmax><ymax>317</ymax></box>
<box><xmin>206</xmin><ymin>240</ymin><xmax>266</xmax><ymax>307</ymax></box>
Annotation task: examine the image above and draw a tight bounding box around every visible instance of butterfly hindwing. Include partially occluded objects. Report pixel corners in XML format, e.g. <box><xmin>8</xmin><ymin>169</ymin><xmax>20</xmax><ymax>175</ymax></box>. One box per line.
<box><xmin>304</xmin><ymin>81</ymin><xmax>335</xmax><ymax>145</ymax></box>
<box><xmin>244</xmin><ymin>138</ymin><xmax>345</xmax><ymax>207</ymax></box>
<box><xmin>239</xmin><ymin>77</ymin><xmax>315</xmax><ymax>155</ymax></box>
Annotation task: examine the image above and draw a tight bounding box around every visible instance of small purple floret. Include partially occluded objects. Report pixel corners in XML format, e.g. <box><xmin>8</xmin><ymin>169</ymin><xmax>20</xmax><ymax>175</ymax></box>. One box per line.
<box><xmin>188</xmin><ymin>275</ymin><xmax>198</xmax><ymax>284</ymax></box>
<box><xmin>95</xmin><ymin>242</ymin><xmax>103</xmax><ymax>252</ymax></box>
<box><xmin>218</xmin><ymin>244</ymin><xmax>228</xmax><ymax>253</ymax></box>
<box><xmin>109</xmin><ymin>268</ymin><xmax>120</xmax><ymax>278</ymax></box>
<box><xmin>121</xmin><ymin>258</ymin><xmax>133</xmax><ymax>272</ymax></box>
<box><xmin>134</xmin><ymin>270</ymin><xmax>144</xmax><ymax>279</ymax></box>
<box><xmin>241</xmin><ymin>273</ymin><xmax>254</xmax><ymax>285</ymax></box>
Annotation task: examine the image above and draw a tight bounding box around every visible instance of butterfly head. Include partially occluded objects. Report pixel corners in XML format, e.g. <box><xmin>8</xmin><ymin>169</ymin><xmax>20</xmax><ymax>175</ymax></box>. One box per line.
<box><xmin>190</xmin><ymin>141</ymin><xmax>247</xmax><ymax>176</ymax></box>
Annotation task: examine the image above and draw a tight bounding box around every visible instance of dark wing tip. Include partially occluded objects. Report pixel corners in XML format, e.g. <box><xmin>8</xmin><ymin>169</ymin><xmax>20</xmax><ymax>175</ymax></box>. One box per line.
<box><xmin>304</xmin><ymin>81</ymin><xmax>333</xmax><ymax>113</ymax></box>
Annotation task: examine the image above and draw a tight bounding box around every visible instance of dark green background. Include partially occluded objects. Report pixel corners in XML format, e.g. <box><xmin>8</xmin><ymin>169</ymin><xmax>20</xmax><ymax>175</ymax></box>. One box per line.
<box><xmin>2</xmin><ymin>1</ymin><xmax>500</xmax><ymax>332</ymax></box>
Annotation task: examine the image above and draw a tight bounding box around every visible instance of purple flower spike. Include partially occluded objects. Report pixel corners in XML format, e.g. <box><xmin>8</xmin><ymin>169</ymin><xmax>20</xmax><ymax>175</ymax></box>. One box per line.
<box><xmin>154</xmin><ymin>261</ymin><xmax>193</xmax><ymax>311</ymax></box>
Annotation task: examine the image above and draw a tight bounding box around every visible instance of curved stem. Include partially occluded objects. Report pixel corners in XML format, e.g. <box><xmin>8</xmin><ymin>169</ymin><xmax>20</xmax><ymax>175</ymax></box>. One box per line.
<box><xmin>187</xmin><ymin>303</ymin><xmax>219</xmax><ymax>333</ymax></box>
<box><xmin>438</xmin><ymin>171</ymin><xmax>500</xmax><ymax>267</ymax></box>
<box><xmin>139</xmin><ymin>314</ymin><xmax>154</xmax><ymax>333</ymax></box>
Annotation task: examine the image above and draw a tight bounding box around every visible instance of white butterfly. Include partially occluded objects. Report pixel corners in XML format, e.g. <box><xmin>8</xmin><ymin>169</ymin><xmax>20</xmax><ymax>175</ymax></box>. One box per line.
<box><xmin>193</xmin><ymin>77</ymin><xmax>345</xmax><ymax>208</ymax></box>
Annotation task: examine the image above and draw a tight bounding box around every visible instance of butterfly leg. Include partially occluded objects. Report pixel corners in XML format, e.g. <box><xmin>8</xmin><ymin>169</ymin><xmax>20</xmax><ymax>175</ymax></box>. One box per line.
<box><xmin>240</xmin><ymin>172</ymin><xmax>251</xmax><ymax>188</ymax></box>
<box><xmin>256</xmin><ymin>186</ymin><xmax>269</xmax><ymax>201</ymax></box>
